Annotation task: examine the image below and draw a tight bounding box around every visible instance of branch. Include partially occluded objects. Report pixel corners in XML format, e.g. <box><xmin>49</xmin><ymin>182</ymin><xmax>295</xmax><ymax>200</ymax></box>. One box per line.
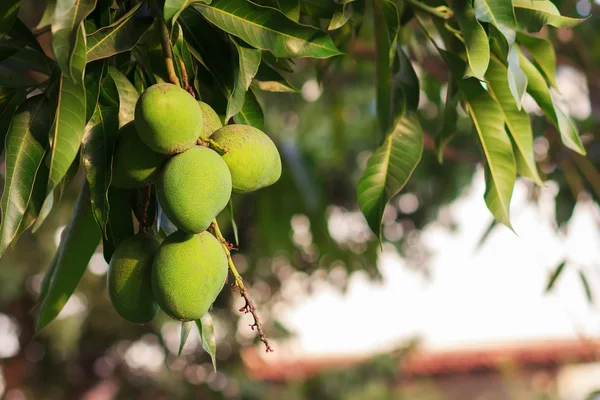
<box><xmin>178</xmin><ymin>58</ymin><xmax>195</xmax><ymax>98</ymax></box>
<box><xmin>211</xmin><ymin>220</ymin><xmax>273</xmax><ymax>352</ymax></box>
<box><xmin>139</xmin><ymin>184</ymin><xmax>152</xmax><ymax>233</ymax></box>
<box><xmin>160</xmin><ymin>22</ymin><xmax>180</xmax><ymax>87</ymax></box>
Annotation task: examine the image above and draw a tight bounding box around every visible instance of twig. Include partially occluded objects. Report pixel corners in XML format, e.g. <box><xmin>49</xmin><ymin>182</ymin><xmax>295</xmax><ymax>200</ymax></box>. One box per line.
<box><xmin>212</xmin><ymin>219</ymin><xmax>273</xmax><ymax>352</ymax></box>
<box><xmin>159</xmin><ymin>22</ymin><xmax>180</xmax><ymax>87</ymax></box>
<box><xmin>405</xmin><ymin>0</ymin><xmax>453</xmax><ymax>20</ymax></box>
<box><xmin>178</xmin><ymin>59</ymin><xmax>195</xmax><ymax>98</ymax></box>
<box><xmin>140</xmin><ymin>185</ymin><xmax>152</xmax><ymax>233</ymax></box>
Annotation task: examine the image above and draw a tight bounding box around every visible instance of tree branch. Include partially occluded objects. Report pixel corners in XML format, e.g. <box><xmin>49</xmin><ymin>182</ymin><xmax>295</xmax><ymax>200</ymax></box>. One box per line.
<box><xmin>160</xmin><ymin>22</ymin><xmax>180</xmax><ymax>87</ymax></box>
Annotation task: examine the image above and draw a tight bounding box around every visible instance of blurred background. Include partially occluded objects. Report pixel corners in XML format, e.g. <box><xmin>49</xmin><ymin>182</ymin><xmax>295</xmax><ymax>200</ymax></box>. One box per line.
<box><xmin>3</xmin><ymin>1</ymin><xmax>600</xmax><ymax>399</ymax></box>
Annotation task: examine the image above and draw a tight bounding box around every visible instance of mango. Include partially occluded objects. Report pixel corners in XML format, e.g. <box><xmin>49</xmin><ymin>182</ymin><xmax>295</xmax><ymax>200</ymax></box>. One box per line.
<box><xmin>134</xmin><ymin>83</ymin><xmax>203</xmax><ymax>154</ymax></box>
<box><xmin>157</xmin><ymin>146</ymin><xmax>231</xmax><ymax>233</ymax></box>
<box><xmin>107</xmin><ymin>234</ymin><xmax>160</xmax><ymax>324</ymax></box>
<box><xmin>211</xmin><ymin>125</ymin><xmax>282</xmax><ymax>193</ymax></box>
<box><xmin>111</xmin><ymin>122</ymin><xmax>166</xmax><ymax>189</ymax></box>
<box><xmin>198</xmin><ymin>101</ymin><xmax>222</xmax><ymax>138</ymax></box>
<box><xmin>152</xmin><ymin>231</ymin><xmax>228</xmax><ymax>321</ymax></box>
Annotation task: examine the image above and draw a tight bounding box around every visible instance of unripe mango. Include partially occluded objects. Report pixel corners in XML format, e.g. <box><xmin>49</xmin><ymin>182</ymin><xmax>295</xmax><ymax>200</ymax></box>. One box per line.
<box><xmin>134</xmin><ymin>83</ymin><xmax>203</xmax><ymax>154</ymax></box>
<box><xmin>152</xmin><ymin>231</ymin><xmax>228</xmax><ymax>321</ymax></box>
<box><xmin>157</xmin><ymin>146</ymin><xmax>231</xmax><ymax>233</ymax></box>
<box><xmin>111</xmin><ymin>122</ymin><xmax>166</xmax><ymax>189</ymax></box>
<box><xmin>211</xmin><ymin>125</ymin><xmax>282</xmax><ymax>193</ymax></box>
<box><xmin>107</xmin><ymin>234</ymin><xmax>160</xmax><ymax>324</ymax></box>
<box><xmin>198</xmin><ymin>101</ymin><xmax>222</xmax><ymax>138</ymax></box>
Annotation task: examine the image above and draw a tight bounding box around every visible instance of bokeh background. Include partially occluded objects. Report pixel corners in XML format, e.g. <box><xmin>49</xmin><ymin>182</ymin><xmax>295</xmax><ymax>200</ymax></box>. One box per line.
<box><xmin>2</xmin><ymin>1</ymin><xmax>600</xmax><ymax>399</ymax></box>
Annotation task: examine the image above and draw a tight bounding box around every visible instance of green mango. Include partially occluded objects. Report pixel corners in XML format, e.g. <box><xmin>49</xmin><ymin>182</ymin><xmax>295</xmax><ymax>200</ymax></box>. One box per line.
<box><xmin>198</xmin><ymin>101</ymin><xmax>223</xmax><ymax>138</ymax></box>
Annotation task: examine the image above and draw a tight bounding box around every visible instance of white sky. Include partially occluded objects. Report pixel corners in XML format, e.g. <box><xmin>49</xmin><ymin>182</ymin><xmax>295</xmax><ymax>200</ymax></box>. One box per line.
<box><xmin>273</xmin><ymin>169</ymin><xmax>600</xmax><ymax>358</ymax></box>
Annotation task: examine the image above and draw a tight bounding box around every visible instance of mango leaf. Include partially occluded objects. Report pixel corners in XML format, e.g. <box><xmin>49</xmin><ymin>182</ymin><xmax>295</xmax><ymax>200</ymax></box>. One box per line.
<box><xmin>579</xmin><ymin>270</ymin><xmax>593</xmax><ymax>304</ymax></box>
<box><xmin>84</xmin><ymin>61</ymin><xmax>107</xmax><ymax>123</ymax></box>
<box><xmin>0</xmin><ymin>96</ymin><xmax>52</xmax><ymax>257</ymax></box>
<box><xmin>196</xmin><ymin>313</ymin><xmax>217</xmax><ymax>371</ymax></box>
<box><xmin>329</xmin><ymin>0</ymin><xmax>355</xmax><ymax>31</ymax></box>
<box><xmin>178</xmin><ymin>321</ymin><xmax>193</xmax><ymax>356</ymax></box>
<box><xmin>164</xmin><ymin>0</ymin><xmax>211</xmax><ymax>28</ymax></box>
<box><xmin>226</xmin><ymin>199</ymin><xmax>239</xmax><ymax>246</ymax></box>
<box><xmin>448</xmin><ymin>0</ymin><xmax>489</xmax><ymax>79</ymax></box>
<box><xmin>435</xmin><ymin>79</ymin><xmax>459</xmax><ymax>163</ymax></box>
<box><xmin>196</xmin><ymin>0</ymin><xmax>341</xmax><ymax>59</ymax></box>
<box><xmin>516</xmin><ymin>32</ymin><xmax>557</xmax><ymax>88</ymax></box>
<box><xmin>104</xmin><ymin>66</ymin><xmax>139</xmax><ymax>127</ymax></box>
<box><xmin>81</xmin><ymin>105</ymin><xmax>119</xmax><ymax>235</ymax></box>
<box><xmin>0</xmin><ymin>88</ymin><xmax>26</xmax><ymax>154</ymax></box>
<box><xmin>261</xmin><ymin>51</ymin><xmax>294</xmax><ymax>73</ymax></box>
<box><xmin>545</xmin><ymin>261</ymin><xmax>566</xmax><ymax>292</ymax></box>
<box><xmin>357</xmin><ymin>114</ymin><xmax>423</xmax><ymax>240</ymax></box>
<box><xmin>506</xmin><ymin>46</ymin><xmax>527</xmax><ymax>110</ymax></box>
<box><xmin>51</xmin><ymin>0</ymin><xmax>96</xmax><ymax>79</ymax></box>
<box><xmin>460</xmin><ymin>78</ymin><xmax>516</xmax><ymax>229</ymax></box>
<box><xmin>227</xmin><ymin>39</ymin><xmax>261</xmax><ymax>121</ymax></box>
<box><xmin>86</xmin><ymin>3</ymin><xmax>154</xmax><ymax>62</ymax></box>
<box><xmin>8</xmin><ymin>18</ymin><xmax>44</xmax><ymax>53</ymax></box>
<box><xmin>474</xmin><ymin>0</ymin><xmax>516</xmax><ymax>45</ymax></box>
<box><xmin>391</xmin><ymin>47</ymin><xmax>419</xmax><ymax>115</ymax></box>
<box><xmin>0</xmin><ymin>0</ymin><xmax>21</xmax><ymax>41</ymax></box>
<box><xmin>252</xmin><ymin>63</ymin><xmax>299</xmax><ymax>93</ymax></box>
<box><xmin>258</xmin><ymin>0</ymin><xmax>301</xmax><ymax>22</ymax></box>
<box><xmin>486</xmin><ymin>57</ymin><xmax>542</xmax><ymax>185</ymax></box>
<box><xmin>517</xmin><ymin>48</ymin><xmax>585</xmax><ymax>155</ymax></box>
<box><xmin>233</xmin><ymin>88</ymin><xmax>264</xmax><ymax>129</ymax></box>
<box><xmin>513</xmin><ymin>0</ymin><xmax>587</xmax><ymax>32</ymax></box>
<box><xmin>36</xmin><ymin>185</ymin><xmax>101</xmax><ymax>332</ymax></box>
<box><xmin>103</xmin><ymin>187</ymin><xmax>134</xmax><ymax>263</ymax></box>
<box><xmin>11</xmin><ymin>162</ymin><xmax>50</xmax><ymax>244</ymax></box>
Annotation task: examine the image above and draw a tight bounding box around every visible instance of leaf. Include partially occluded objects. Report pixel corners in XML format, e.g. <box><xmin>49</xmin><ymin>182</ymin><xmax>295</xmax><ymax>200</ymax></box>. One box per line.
<box><xmin>460</xmin><ymin>78</ymin><xmax>516</xmax><ymax>228</ymax></box>
<box><xmin>357</xmin><ymin>114</ymin><xmax>423</xmax><ymax>239</ymax></box>
<box><xmin>178</xmin><ymin>321</ymin><xmax>193</xmax><ymax>356</ymax></box>
<box><xmin>164</xmin><ymin>0</ymin><xmax>211</xmax><ymax>28</ymax></box>
<box><xmin>448</xmin><ymin>0</ymin><xmax>490</xmax><ymax>79</ymax></box>
<box><xmin>545</xmin><ymin>261</ymin><xmax>566</xmax><ymax>292</ymax></box>
<box><xmin>51</xmin><ymin>0</ymin><xmax>96</xmax><ymax>79</ymax></box>
<box><xmin>227</xmin><ymin>39</ymin><xmax>261</xmax><ymax>120</ymax></box>
<box><xmin>196</xmin><ymin>313</ymin><xmax>217</xmax><ymax>371</ymax></box>
<box><xmin>329</xmin><ymin>0</ymin><xmax>354</xmax><ymax>31</ymax></box>
<box><xmin>36</xmin><ymin>185</ymin><xmax>101</xmax><ymax>332</ymax></box>
<box><xmin>226</xmin><ymin>199</ymin><xmax>239</xmax><ymax>246</ymax></box>
<box><xmin>261</xmin><ymin>50</ymin><xmax>293</xmax><ymax>73</ymax></box>
<box><xmin>102</xmin><ymin>187</ymin><xmax>134</xmax><ymax>263</ymax></box>
<box><xmin>474</xmin><ymin>0</ymin><xmax>516</xmax><ymax>45</ymax></box>
<box><xmin>513</xmin><ymin>0</ymin><xmax>587</xmax><ymax>32</ymax></box>
<box><xmin>0</xmin><ymin>96</ymin><xmax>52</xmax><ymax>257</ymax></box>
<box><xmin>517</xmin><ymin>47</ymin><xmax>585</xmax><ymax>155</ymax></box>
<box><xmin>579</xmin><ymin>270</ymin><xmax>593</xmax><ymax>304</ymax></box>
<box><xmin>0</xmin><ymin>88</ymin><xmax>26</xmax><ymax>155</ymax></box>
<box><xmin>0</xmin><ymin>0</ymin><xmax>20</xmax><ymax>41</ymax></box>
<box><xmin>252</xmin><ymin>63</ymin><xmax>299</xmax><ymax>93</ymax></box>
<box><xmin>84</xmin><ymin>61</ymin><xmax>107</xmax><ymax>123</ymax></box>
<box><xmin>506</xmin><ymin>46</ymin><xmax>527</xmax><ymax>110</ymax></box>
<box><xmin>81</xmin><ymin>105</ymin><xmax>119</xmax><ymax>235</ymax></box>
<box><xmin>486</xmin><ymin>57</ymin><xmax>542</xmax><ymax>186</ymax></box>
<box><xmin>196</xmin><ymin>0</ymin><xmax>342</xmax><ymax>59</ymax></box>
<box><xmin>233</xmin><ymin>88</ymin><xmax>264</xmax><ymax>129</ymax></box>
<box><xmin>104</xmin><ymin>66</ymin><xmax>139</xmax><ymax>127</ymax></box>
<box><xmin>8</xmin><ymin>18</ymin><xmax>44</xmax><ymax>53</ymax></box>
<box><xmin>516</xmin><ymin>32</ymin><xmax>557</xmax><ymax>88</ymax></box>
<box><xmin>391</xmin><ymin>46</ymin><xmax>419</xmax><ymax>115</ymax></box>
<box><xmin>435</xmin><ymin>80</ymin><xmax>459</xmax><ymax>163</ymax></box>
<box><xmin>86</xmin><ymin>3</ymin><xmax>153</xmax><ymax>62</ymax></box>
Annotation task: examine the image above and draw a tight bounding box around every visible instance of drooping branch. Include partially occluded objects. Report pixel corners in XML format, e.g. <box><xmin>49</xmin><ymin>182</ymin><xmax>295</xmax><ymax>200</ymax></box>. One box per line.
<box><xmin>211</xmin><ymin>219</ymin><xmax>273</xmax><ymax>352</ymax></box>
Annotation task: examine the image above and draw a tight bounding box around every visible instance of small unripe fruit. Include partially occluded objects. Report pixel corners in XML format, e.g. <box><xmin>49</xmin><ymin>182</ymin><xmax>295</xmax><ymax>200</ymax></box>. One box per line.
<box><xmin>152</xmin><ymin>231</ymin><xmax>228</xmax><ymax>321</ymax></box>
<box><xmin>111</xmin><ymin>122</ymin><xmax>166</xmax><ymax>189</ymax></box>
<box><xmin>107</xmin><ymin>234</ymin><xmax>160</xmax><ymax>324</ymax></box>
<box><xmin>198</xmin><ymin>101</ymin><xmax>222</xmax><ymax>138</ymax></box>
<box><xmin>134</xmin><ymin>83</ymin><xmax>203</xmax><ymax>154</ymax></box>
<box><xmin>157</xmin><ymin>147</ymin><xmax>231</xmax><ymax>233</ymax></box>
<box><xmin>211</xmin><ymin>125</ymin><xmax>282</xmax><ymax>193</ymax></box>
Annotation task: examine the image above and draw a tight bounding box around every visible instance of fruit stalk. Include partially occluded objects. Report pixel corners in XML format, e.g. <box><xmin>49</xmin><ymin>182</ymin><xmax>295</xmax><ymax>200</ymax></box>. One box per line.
<box><xmin>139</xmin><ymin>184</ymin><xmax>152</xmax><ymax>233</ymax></box>
<box><xmin>211</xmin><ymin>219</ymin><xmax>273</xmax><ymax>352</ymax></box>
<box><xmin>197</xmin><ymin>137</ymin><xmax>228</xmax><ymax>155</ymax></box>
<box><xmin>160</xmin><ymin>22</ymin><xmax>180</xmax><ymax>87</ymax></box>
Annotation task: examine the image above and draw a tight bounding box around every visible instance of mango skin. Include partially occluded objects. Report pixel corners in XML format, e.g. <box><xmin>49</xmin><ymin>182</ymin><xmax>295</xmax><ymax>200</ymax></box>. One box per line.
<box><xmin>152</xmin><ymin>231</ymin><xmax>228</xmax><ymax>321</ymax></box>
<box><xmin>157</xmin><ymin>146</ymin><xmax>232</xmax><ymax>233</ymax></box>
<box><xmin>107</xmin><ymin>234</ymin><xmax>161</xmax><ymax>324</ymax></box>
<box><xmin>211</xmin><ymin>125</ymin><xmax>282</xmax><ymax>193</ymax></box>
<box><xmin>111</xmin><ymin>122</ymin><xmax>166</xmax><ymax>189</ymax></box>
<box><xmin>198</xmin><ymin>101</ymin><xmax>222</xmax><ymax>138</ymax></box>
<box><xmin>134</xmin><ymin>83</ymin><xmax>203</xmax><ymax>154</ymax></box>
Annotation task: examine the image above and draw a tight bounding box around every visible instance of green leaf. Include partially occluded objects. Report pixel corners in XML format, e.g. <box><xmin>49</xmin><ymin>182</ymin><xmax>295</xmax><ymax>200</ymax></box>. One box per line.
<box><xmin>579</xmin><ymin>270</ymin><xmax>593</xmax><ymax>304</ymax></box>
<box><xmin>102</xmin><ymin>187</ymin><xmax>134</xmax><ymax>263</ymax></box>
<box><xmin>545</xmin><ymin>261</ymin><xmax>566</xmax><ymax>292</ymax></box>
<box><xmin>506</xmin><ymin>46</ymin><xmax>527</xmax><ymax>110</ymax></box>
<box><xmin>517</xmin><ymin>48</ymin><xmax>585</xmax><ymax>155</ymax></box>
<box><xmin>233</xmin><ymin>88</ymin><xmax>264</xmax><ymax>129</ymax></box>
<box><xmin>391</xmin><ymin>47</ymin><xmax>419</xmax><ymax>115</ymax></box>
<box><xmin>261</xmin><ymin>50</ymin><xmax>294</xmax><ymax>73</ymax></box>
<box><xmin>0</xmin><ymin>0</ymin><xmax>21</xmax><ymax>41</ymax></box>
<box><xmin>196</xmin><ymin>313</ymin><xmax>217</xmax><ymax>371</ymax></box>
<box><xmin>105</xmin><ymin>66</ymin><xmax>139</xmax><ymax>128</ymax></box>
<box><xmin>474</xmin><ymin>0</ymin><xmax>516</xmax><ymax>45</ymax></box>
<box><xmin>516</xmin><ymin>32</ymin><xmax>557</xmax><ymax>88</ymax></box>
<box><xmin>8</xmin><ymin>18</ymin><xmax>45</xmax><ymax>53</ymax></box>
<box><xmin>357</xmin><ymin>114</ymin><xmax>423</xmax><ymax>240</ymax></box>
<box><xmin>226</xmin><ymin>199</ymin><xmax>239</xmax><ymax>246</ymax></box>
<box><xmin>449</xmin><ymin>0</ymin><xmax>490</xmax><ymax>79</ymax></box>
<box><xmin>252</xmin><ymin>63</ymin><xmax>299</xmax><ymax>93</ymax></box>
<box><xmin>0</xmin><ymin>96</ymin><xmax>52</xmax><ymax>257</ymax></box>
<box><xmin>178</xmin><ymin>321</ymin><xmax>193</xmax><ymax>356</ymax></box>
<box><xmin>513</xmin><ymin>0</ymin><xmax>587</xmax><ymax>32</ymax></box>
<box><xmin>81</xmin><ymin>105</ymin><xmax>119</xmax><ymax>235</ymax></box>
<box><xmin>435</xmin><ymin>79</ymin><xmax>459</xmax><ymax>163</ymax></box>
<box><xmin>51</xmin><ymin>0</ymin><xmax>96</xmax><ymax>79</ymax></box>
<box><xmin>329</xmin><ymin>0</ymin><xmax>354</xmax><ymax>31</ymax></box>
<box><xmin>196</xmin><ymin>0</ymin><xmax>342</xmax><ymax>59</ymax></box>
<box><xmin>86</xmin><ymin>3</ymin><xmax>153</xmax><ymax>62</ymax></box>
<box><xmin>486</xmin><ymin>57</ymin><xmax>542</xmax><ymax>185</ymax></box>
<box><xmin>227</xmin><ymin>39</ymin><xmax>261</xmax><ymax>121</ymax></box>
<box><xmin>36</xmin><ymin>185</ymin><xmax>101</xmax><ymax>332</ymax></box>
<box><xmin>84</xmin><ymin>62</ymin><xmax>107</xmax><ymax>123</ymax></box>
<box><xmin>460</xmin><ymin>78</ymin><xmax>516</xmax><ymax>228</ymax></box>
<box><xmin>0</xmin><ymin>88</ymin><xmax>26</xmax><ymax>155</ymax></box>
<box><xmin>164</xmin><ymin>0</ymin><xmax>211</xmax><ymax>28</ymax></box>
